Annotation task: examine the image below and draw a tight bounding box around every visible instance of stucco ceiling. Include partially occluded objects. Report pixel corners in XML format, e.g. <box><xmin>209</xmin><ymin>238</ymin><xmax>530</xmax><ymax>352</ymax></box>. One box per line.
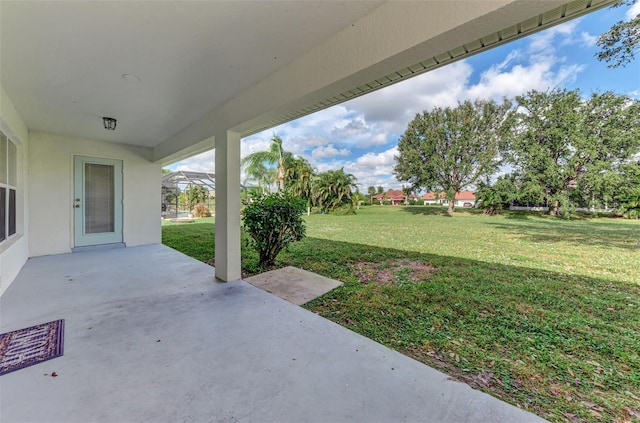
<box><xmin>0</xmin><ymin>0</ymin><xmax>616</xmax><ymax>164</ymax></box>
<box><xmin>0</xmin><ymin>1</ymin><xmax>382</xmax><ymax>147</ymax></box>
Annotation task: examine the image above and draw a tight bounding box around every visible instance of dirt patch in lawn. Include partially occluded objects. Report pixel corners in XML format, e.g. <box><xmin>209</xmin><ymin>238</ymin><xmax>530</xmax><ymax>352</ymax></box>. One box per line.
<box><xmin>349</xmin><ymin>259</ymin><xmax>439</xmax><ymax>286</ymax></box>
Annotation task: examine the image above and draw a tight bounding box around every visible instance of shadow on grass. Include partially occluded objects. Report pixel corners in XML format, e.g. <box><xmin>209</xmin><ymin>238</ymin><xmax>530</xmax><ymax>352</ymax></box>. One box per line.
<box><xmin>400</xmin><ymin>206</ymin><xmax>455</xmax><ymax>216</ymax></box>
<box><xmin>486</xmin><ymin>219</ymin><xmax>640</xmax><ymax>251</ymax></box>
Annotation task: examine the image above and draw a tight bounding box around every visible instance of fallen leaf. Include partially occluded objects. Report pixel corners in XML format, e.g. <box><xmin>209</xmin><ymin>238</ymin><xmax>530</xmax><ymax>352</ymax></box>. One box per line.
<box><xmin>589</xmin><ymin>410</ymin><xmax>602</xmax><ymax>418</ymax></box>
<box><xmin>626</xmin><ymin>407</ymin><xmax>640</xmax><ymax>419</ymax></box>
<box><xmin>561</xmin><ymin>412</ymin><xmax>581</xmax><ymax>423</ymax></box>
<box><xmin>594</xmin><ymin>382</ymin><xmax>605</xmax><ymax>388</ymax></box>
<box><xmin>568</xmin><ymin>368</ymin><xmax>575</xmax><ymax>377</ymax></box>
<box><xmin>51</xmin><ymin>372</ymin><xmax>58</xmax><ymax>377</ymax></box>
<box><xmin>455</xmin><ymin>354</ymin><xmax>460</xmax><ymax>363</ymax></box>
<box><xmin>451</xmin><ymin>340</ymin><xmax>461</xmax><ymax>346</ymax></box>
<box><xmin>586</xmin><ymin>360</ymin><xmax>601</xmax><ymax>367</ymax></box>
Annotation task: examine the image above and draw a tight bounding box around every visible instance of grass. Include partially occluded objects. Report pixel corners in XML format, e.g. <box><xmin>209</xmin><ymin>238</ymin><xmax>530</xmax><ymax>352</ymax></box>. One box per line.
<box><xmin>162</xmin><ymin>207</ymin><xmax>640</xmax><ymax>422</ymax></box>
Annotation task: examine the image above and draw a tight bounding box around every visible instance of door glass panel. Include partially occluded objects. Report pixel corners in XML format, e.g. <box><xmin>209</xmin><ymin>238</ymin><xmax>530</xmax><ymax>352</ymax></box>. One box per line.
<box><xmin>84</xmin><ymin>163</ymin><xmax>114</xmax><ymax>234</ymax></box>
<box><xmin>9</xmin><ymin>189</ymin><xmax>16</xmax><ymax>236</ymax></box>
<box><xmin>0</xmin><ymin>135</ymin><xmax>6</xmax><ymax>184</ymax></box>
<box><xmin>0</xmin><ymin>187</ymin><xmax>5</xmax><ymax>241</ymax></box>
<box><xmin>8</xmin><ymin>140</ymin><xmax>17</xmax><ymax>186</ymax></box>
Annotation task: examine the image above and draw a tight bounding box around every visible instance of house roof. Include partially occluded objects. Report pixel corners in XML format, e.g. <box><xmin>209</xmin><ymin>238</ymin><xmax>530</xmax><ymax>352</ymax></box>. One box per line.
<box><xmin>372</xmin><ymin>189</ymin><xmax>417</xmax><ymax>200</ymax></box>
<box><xmin>0</xmin><ymin>1</ymin><xmax>615</xmax><ymax>164</ymax></box>
<box><xmin>456</xmin><ymin>191</ymin><xmax>476</xmax><ymax>201</ymax></box>
<box><xmin>422</xmin><ymin>192</ymin><xmax>446</xmax><ymax>200</ymax></box>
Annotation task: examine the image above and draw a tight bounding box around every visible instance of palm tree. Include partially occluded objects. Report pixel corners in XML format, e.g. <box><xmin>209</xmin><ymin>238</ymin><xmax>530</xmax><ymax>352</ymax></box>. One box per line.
<box><xmin>242</xmin><ymin>135</ymin><xmax>291</xmax><ymax>192</ymax></box>
<box><xmin>284</xmin><ymin>156</ymin><xmax>314</xmax><ymax>201</ymax></box>
<box><xmin>367</xmin><ymin>186</ymin><xmax>376</xmax><ymax>203</ymax></box>
<box><xmin>244</xmin><ymin>160</ymin><xmax>269</xmax><ymax>194</ymax></box>
<box><xmin>402</xmin><ymin>185</ymin><xmax>413</xmax><ymax>205</ymax></box>
<box><xmin>311</xmin><ymin>168</ymin><xmax>358</xmax><ymax>212</ymax></box>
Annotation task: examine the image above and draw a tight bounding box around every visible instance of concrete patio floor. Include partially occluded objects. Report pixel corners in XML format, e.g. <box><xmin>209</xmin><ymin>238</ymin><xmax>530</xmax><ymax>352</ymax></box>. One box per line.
<box><xmin>0</xmin><ymin>244</ymin><xmax>545</xmax><ymax>422</ymax></box>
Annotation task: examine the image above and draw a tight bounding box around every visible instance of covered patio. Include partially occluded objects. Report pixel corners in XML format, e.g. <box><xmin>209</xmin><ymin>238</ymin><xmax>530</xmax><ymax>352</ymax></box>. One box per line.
<box><xmin>0</xmin><ymin>245</ymin><xmax>543</xmax><ymax>422</ymax></box>
<box><xmin>0</xmin><ymin>1</ymin><xmax>617</xmax><ymax>421</ymax></box>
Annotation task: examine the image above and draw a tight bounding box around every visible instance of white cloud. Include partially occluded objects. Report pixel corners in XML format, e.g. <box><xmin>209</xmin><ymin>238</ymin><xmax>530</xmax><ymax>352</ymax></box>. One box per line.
<box><xmin>341</xmin><ymin>147</ymin><xmax>399</xmax><ymax>188</ymax></box>
<box><xmin>311</xmin><ymin>144</ymin><xmax>350</xmax><ymax>160</ymax></box>
<box><xmin>350</xmin><ymin>147</ymin><xmax>396</xmax><ymax>169</ymax></box>
<box><xmin>467</xmin><ymin>61</ymin><xmax>584</xmax><ymax>100</ymax></box>
<box><xmin>579</xmin><ymin>31</ymin><xmax>598</xmax><ymax>47</ymax></box>
<box><xmin>344</xmin><ymin>61</ymin><xmax>473</xmax><ymax>135</ymax></box>
<box><xmin>241</xmin><ymin>137</ymin><xmax>271</xmax><ymax>158</ymax></box>
<box><xmin>286</xmin><ymin>134</ymin><xmax>329</xmax><ymax>156</ymax></box>
<box><xmin>170</xmin><ymin>149</ymin><xmax>215</xmax><ymax>173</ymax></box>
<box><xmin>331</xmin><ymin>117</ymin><xmax>369</xmax><ymax>138</ymax></box>
<box><xmin>356</xmin><ymin>132</ymin><xmax>389</xmax><ymax>148</ymax></box>
<box><xmin>626</xmin><ymin>1</ymin><xmax>640</xmax><ymax>21</ymax></box>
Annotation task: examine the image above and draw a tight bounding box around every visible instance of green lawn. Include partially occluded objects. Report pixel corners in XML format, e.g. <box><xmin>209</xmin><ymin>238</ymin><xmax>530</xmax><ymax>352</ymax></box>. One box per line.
<box><xmin>162</xmin><ymin>207</ymin><xmax>640</xmax><ymax>422</ymax></box>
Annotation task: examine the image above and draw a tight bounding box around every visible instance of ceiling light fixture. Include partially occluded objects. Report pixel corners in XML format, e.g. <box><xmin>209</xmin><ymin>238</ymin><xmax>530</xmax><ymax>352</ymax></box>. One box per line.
<box><xmin>103</xmin><ymin>117</ymin><xmax>117</xmax><ymax>130</ymax></box>
<box><xmin>122</xmin><ymin>73</ymin><xmax>141</xmax><ymax>83</ymax></box>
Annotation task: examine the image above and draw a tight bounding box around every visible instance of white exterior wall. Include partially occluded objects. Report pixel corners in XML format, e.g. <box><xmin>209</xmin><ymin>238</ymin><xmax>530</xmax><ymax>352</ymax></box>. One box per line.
<box><xmin>0</xmin><ymin>85</ymin><xmax>30</xmax><ymax>296</ymax></box>
<box><xmin>455</xmin><ymin>199</ymin><xmax>475</xmax><ymax>207</ymax></box>
<box><xmin>28</xmin><ymin>132</ymin><xmax>160</xmax><ymax>257</ymax></box>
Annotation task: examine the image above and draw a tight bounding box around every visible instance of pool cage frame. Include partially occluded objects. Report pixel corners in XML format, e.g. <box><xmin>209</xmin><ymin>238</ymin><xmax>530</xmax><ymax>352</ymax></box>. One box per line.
<box><xmin>161</xmin><ymin>171</ymin><xmax>216</xmax><ymax>219</ymax></box>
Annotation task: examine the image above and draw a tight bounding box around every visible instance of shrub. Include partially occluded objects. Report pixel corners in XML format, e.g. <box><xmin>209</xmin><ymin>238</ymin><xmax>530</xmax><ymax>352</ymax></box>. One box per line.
<box><xmin>192</xmin><ymin>202</ymin><xmax>211</xmax><ymax>217</ymax></box>
<box><xmin>242</xmin><ymin>193</ymin><xmax>306</xmax><ymax>267</ymax></box>
<box><xmin>332</xmin><ymin>204</ymin><xmax>357</xmax><ymax>215</ymax></box>
<box><xmin>619</xmin><ymin>194</ymin><xmax>640</xmax><ymax>219</ymax></box>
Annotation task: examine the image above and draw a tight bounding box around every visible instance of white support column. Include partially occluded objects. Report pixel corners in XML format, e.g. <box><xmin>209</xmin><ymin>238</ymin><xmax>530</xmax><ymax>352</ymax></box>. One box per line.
<box><xmin>214</xmin><ymin>130</ymin><xmax>242</xmax><ymax>282</ymax></box>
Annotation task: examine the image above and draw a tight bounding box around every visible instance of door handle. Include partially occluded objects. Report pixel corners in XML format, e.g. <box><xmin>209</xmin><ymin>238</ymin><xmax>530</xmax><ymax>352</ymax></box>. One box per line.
<box><xmin>74</xmin><ymin>204</ymin><xmax>80</xmax><ymax>208</ymax></box>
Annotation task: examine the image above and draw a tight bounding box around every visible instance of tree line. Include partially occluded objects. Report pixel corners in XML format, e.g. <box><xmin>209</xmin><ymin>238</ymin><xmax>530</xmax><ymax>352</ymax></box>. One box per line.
<box><xmin>395</xmin><ymin>88</ymin><xmax>640</xmax><ymax>217</ymax></box>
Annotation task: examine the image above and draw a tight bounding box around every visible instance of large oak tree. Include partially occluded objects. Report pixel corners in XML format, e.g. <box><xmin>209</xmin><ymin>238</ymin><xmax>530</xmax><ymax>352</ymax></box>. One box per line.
<box><xmin>596</xmin><ymin>0</ymin><xmax>639</xmax><ymax>68</ymax></box>
<box><xmin>505</xmin><ymin>89</ymin><xmax>640</xmax><ymax>216</ymax></box>
<box><xmin>394</xmin><ymin>99</ymin><xmax>511</xmax><ymax>213</ymax></box>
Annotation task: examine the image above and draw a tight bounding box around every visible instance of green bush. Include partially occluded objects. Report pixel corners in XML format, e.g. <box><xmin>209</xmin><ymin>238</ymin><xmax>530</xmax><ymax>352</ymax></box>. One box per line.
<box><xmin>619</xmin><ymin>194</ymin><xmax>640</xmax><ymax>219</ymax></box>
<box><xmin>242</xmin><ymin>193</ymin><xmax>306</xmax><ymax>267</ymax></box>
<box><xmin>331</xmin><ymin>204</ymin><xmax>357</xmax><ymax>215</ymax></box>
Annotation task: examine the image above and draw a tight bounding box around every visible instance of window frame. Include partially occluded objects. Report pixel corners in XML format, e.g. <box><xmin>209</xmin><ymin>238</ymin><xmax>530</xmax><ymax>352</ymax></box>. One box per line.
<box><xmin>0</xmin><ymin>131</ymin><xmax>18</xmax><ymax>244</ymax></box>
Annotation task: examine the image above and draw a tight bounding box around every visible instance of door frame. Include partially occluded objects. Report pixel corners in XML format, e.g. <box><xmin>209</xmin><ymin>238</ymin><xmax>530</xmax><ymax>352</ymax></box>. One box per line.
<box><xmin>73</xmin><ymin>155</ymin><xmax>123</xmax><ymax>247</ymax></box>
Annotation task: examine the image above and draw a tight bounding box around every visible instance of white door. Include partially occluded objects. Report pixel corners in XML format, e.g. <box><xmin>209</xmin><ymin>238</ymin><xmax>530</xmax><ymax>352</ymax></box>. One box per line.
<box><xmin>73</xmin><ymin>156</ymin><xmax>123</xmax><ymax>247</ymax></box>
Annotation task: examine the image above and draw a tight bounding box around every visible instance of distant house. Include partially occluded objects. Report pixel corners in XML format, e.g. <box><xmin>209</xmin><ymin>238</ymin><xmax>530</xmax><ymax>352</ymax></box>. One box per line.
<box><xmin>422</xmin><ymin>191</ymin><xmax>476</xmax><ymax>207</ymax></box>
<box><xmin>372</xmin><ymin>189</ymin><xmax>418</xmax><ymax>205</ymax></box>
<box><xmin>422</xmin><ymin>192</ymin><xmax>447</xmax><ymax>205</ymax></box>
<box><xmin>451</xmin><ymin>191</ymin><xmax>476</xmax><ymax>207</ymax></box>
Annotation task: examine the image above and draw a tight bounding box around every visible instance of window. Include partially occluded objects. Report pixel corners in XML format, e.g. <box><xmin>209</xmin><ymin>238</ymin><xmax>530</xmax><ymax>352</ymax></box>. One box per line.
<box><xmin>0</xmin><ymin>131</ymin><xmax>17</xmax><ymax>243</ymax></box>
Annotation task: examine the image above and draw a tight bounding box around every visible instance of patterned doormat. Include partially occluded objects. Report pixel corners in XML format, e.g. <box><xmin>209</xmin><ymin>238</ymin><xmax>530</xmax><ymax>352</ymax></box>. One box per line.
<box><xmin>0</xmin><ymin>319</ymin><xmax>65</xmax><ymax>376</ymax></box>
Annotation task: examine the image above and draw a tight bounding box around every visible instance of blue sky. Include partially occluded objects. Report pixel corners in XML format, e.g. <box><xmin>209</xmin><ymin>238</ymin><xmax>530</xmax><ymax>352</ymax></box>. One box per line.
<box><xmin>171</xmin><ymin>2</ymin><xmax>640</xmax><ymax>191</ymax></box>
